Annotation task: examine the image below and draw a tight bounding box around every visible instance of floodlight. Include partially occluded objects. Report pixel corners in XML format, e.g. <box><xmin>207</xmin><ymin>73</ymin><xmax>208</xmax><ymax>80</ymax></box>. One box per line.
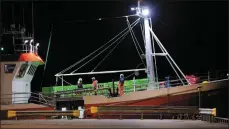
<box><xmin>36</xmin><ymin>43</ymin><xmax>39</xmax><ymax>47</ymax></box>
<box><xmin>24</xmin><ymin>40</ymin><xmax>29</xmax><ymax>44</ymax></box>
<box><xmin>142</xmin><ymin>8</ymin><xmax>149</xmax><ymax>16</ymax></box>
<box><xmin>30</xmin><ymin>39</ymin><xmax>34</xmax><ymax>44</ymax></box>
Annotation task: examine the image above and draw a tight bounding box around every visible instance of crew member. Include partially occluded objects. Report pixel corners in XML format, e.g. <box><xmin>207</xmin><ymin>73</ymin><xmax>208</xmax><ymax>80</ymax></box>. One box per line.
<box><xmin>92</xmin><ymin>77</ymin><xmax>98</xmax><ymax>90</ymax></box>
<box><xmin>165</xmin><ymin>76</ymin><xmax>170</xmax><ymax>88</ymax></box>
<box><xmin>92</xmin><ymin>77</ymin><xmax>98</xmax><ymax>95</ymax></box>
<box><xmin>77</xmin><ymin>78</ymin><xmax>83</xmax><ymax>89</ymax></box>
<box><xmin>118</xmin><ymin>74</ymin><xmax>125</xmax><ymax>96</ymax></box>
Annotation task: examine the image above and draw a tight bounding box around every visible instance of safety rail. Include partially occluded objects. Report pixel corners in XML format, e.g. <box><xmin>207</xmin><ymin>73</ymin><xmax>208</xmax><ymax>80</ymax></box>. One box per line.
<box><xmin>89</xmin><ymin>106</ymin><xmax>217</xmax><ymax>122</ymax></box>
<box><xmin>214</xmin><ymin>117</ymin><xmax>229</xmax><ymax>124</ymax></box>
<box><xmin>53</xmin><ymin>87</ymin><xmax>111</xmax><ymax>98</ymax></box>
<box><xmin>42</xmin><ymin>70</ymin><xmax>228</xmax><ymax>98</ymax></box>
<box><xmin>0</xmin><ymin>110</ymin><xmax>83</xmax><ymax>120</ymax></box>
<box><xmin>0</xmin><ymin>92</ymin><xmax>55</xmax><ymax>107</ymax></box>
<box><xmin>13</xmin><ymin>43</ymin><xmax>39</xmax><ymax>54</ymax></box>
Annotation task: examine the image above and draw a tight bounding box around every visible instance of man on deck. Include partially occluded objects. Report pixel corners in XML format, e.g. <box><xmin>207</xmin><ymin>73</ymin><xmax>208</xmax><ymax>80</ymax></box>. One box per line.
<box><xmin>92</xmin><ymin>77</ymin><xmax>98</xmax><ymax>90</ymax></box>
<box><xmin>77</xmin><ymin>78</ymin><xmax>83</xmax><ymax>89</ymax></box>
<box><xmin>92</xmin><ymin>77</ymin><xmax>98</xmax><ymax>95</ymax></box>
<box><xmin>118</xmin><ymin>74</ymin><xmax>125</xmax><ymax>96</ymax></box>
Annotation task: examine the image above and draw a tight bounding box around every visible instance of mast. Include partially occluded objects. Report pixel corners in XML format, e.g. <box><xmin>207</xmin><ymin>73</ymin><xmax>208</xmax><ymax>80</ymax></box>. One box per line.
<box><xmin>137</xmin><ymin>1</ymin><xmax>157</xmax><ymax>90</ymax></box>
<box><xmin>135</xmin><ymin>0</ymin><xmax>190</xmax><ymax>87</ymax></box>
<box><xmin>143</xmin><ymin>13</ymin><xmax>156</xmax><ymax>90</ymax></box>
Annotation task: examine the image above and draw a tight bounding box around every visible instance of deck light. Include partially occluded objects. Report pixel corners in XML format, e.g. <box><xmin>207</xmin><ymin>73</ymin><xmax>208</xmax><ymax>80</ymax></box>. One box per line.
<box><xmin>142</xmin><ymin>8</ymin><xmax>149</xmax><ymax>16</ymax></box>
<box><xmin>30</xmin><ymin>39</ymin><xmax>34</xmax><ymax>44</ymax></box>
<box><xmin>36</xmin><ymin>43</ymin><xmax>39</xmax><ymax>47</ymax></box>
<box><xmin>24</xmin><ymin>40</ymin><xmax>29</xmax><ymax>44</ymax></box>
<box><xmin>131</xmin><ymin>7</ymin><xmax>135</xmax><ymax>11</ymax></box>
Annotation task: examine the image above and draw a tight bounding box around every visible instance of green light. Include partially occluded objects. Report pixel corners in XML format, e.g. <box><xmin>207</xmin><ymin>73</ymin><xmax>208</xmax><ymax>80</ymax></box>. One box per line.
<box><xmin>1</xmin><ymin>47</ymin><xmax>4</xmax><ymax>51</ymax></box>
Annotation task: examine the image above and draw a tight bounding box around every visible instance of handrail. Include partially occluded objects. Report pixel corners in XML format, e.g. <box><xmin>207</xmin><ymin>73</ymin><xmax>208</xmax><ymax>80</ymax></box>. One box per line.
<box><xmin>1</xmin><ymin>92</ymin><xmax>53</xmax><ymax>100</ymax></box>
<box><xmin>40</xmin><ymin>77</ymin><xmax>228</xmax><ymax>98</ymax></box>
<box><xmin>214</xmin><ymin>117</ymin><xmax>229</xmax><ymax>124</ymax></box>
<box><xmin>1</xmin><ymin>97</ymin><xmax>54</xmax><ymax>107</ymax></box>
<box><xmin>39</xmin><ymin>69</ymin><xmax>228</xmax><ymax>98</ymax></box>
<box><xmin>1</xmin><ymin>92</ymin><xmax>55</xmax><ymax>107</ymax></box>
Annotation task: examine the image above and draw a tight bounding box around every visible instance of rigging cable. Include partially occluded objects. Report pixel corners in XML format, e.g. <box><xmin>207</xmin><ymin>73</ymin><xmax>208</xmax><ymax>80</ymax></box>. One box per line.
<box><xmin>128</xmin><ymin>19</ymin><xmax>144</xmax><ymax>55</ymax></box>
<box><xmin>149</xmin><ymin>27</ymin><xmax>185</xmax><ymax>85</ymax></box>
<box><xmin>125</xmin><ymin>63</ymin><xmax>145</xmax><ymax>79</ymax></box>
<box><xmin>140</xmin><ymin>19</ymin><xmax>146</xmax><ymax>46</ymax></box>
<box><xmin>63</xmin><ymin>14</ymin><xmax>137</xmax><ymax>23</ymax></box>
<box><xmin>70</xmin><ymin>20</ymin><xmax>140</xmax><ymax>74</ymax></box>
<box><xmin>41</xmin><ymin>24</ymin><xmax>53</xmax><ymax>88</ymax></box>
<box><xmin>58</xmin><ymin>76</ymin><xmax>73</xmax><ymax>86</ymax></box>
<box><xmin>57</xmin><ymin>18</ymin><xmax>139</xmax><ymax>75</ymax></box>
<box><xmin>91</xmin><ymin>29</ymin><xmax>129</xmax><ymax>72</ymax></box>
<box><xmin>126</xmin><ymin>17</ymin><xmax>146</xmax><ymax>68</ymax></box>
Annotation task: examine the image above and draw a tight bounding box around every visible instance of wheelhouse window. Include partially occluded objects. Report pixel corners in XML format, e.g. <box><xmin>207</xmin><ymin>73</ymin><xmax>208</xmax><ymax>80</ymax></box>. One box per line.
<box><xmin>16</xmin><ymin>63</ymin><xmax>29</xmax><ymax>78</ymax></box>
<box><xmin>4</xmin><ymin>64</ymin><xmax>16</xmax><ymax>73</ymax></box>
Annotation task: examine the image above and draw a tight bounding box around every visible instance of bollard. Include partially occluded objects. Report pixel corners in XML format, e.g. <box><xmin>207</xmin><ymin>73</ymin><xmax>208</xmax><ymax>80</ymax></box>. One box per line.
<box><xmin>119</xmin><ymin>113</ymin><xmax>122</xmax><ymax>120</ymax></box>
<box><xmin>141</xmin><ymin>113</ymin><xmax>143</xmax><ymax>120</ymax></box>
<box><xmin>97</xmin><ymin>113</ymin><xmax>100</xmax><ymax>119</ymax></box>
<box><xmin>160</xmin><ymin>113</ymin><xmax>162</xmax><ymax>120</ymax></box>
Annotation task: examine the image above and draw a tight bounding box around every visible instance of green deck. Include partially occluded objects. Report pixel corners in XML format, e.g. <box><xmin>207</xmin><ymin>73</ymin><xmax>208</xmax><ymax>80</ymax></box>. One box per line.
<box><xmin>42</xmin><ymin>78</ymin><xmax>149</xmax><ymax>96</ymax></box>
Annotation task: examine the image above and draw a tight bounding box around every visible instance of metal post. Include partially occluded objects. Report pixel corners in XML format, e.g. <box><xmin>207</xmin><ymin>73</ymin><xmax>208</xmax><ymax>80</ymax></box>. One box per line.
<box><xmin>61</xmin><ymin>76</ymin><xmax>63</xmax><ymax>90</ymax></box>
<box><xmin>208</xmin><ymin>71</ymin><xmax>210</xmax><ymax>82</ymax></box>
<box><xmin>61</xmin><ymin>76</ymin><xmax>64</xmax><ymax>97</ymax></box>
<box><xmin>198</xmin><ymin>87</ymin><xmax>201</xmax><ymax>108</ymax></box>
<box><xmin>133</xmin><ymin>76</ymin><xmax>136</xmax><ymax>92</ymax></box>
<box><xmin>149</xmin><ymin>18</ymin><xmax>159</xmax><ymax>89</ymax></box>
<box><xmin>148</xmin><ymin>27</ymin><xmax>191</xmax><ymax>85</ymax></box>
<box><xmin>30</xmin><ymin>43</ymin><xmax>32</xmax><ymax>52</ymax></box>
<box><xmin>141</xmin><ymin>113</ymin><xmax>144</xmax><ymax>120</ymax></box>
<box><xmin>55</xmin><ymin>76</ymin><xmax>58</xmax><ymax>86</ymax></box>
<box><xmin>144</xmin><ymin>17</ymin><xmax>156</xmax><ymax>90</ymax></box>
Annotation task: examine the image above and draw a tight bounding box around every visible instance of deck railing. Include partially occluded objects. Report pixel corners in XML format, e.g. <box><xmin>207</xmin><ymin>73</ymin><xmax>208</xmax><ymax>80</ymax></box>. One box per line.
<box><xmin>0</xmin><ymin>92</ymin><xmax>55</xmax><ymax>107</ymax></box>
<box><xmin>40</xmin><ymin>70</ymin><xmax>228</xmax><ymax>98</ymax></box>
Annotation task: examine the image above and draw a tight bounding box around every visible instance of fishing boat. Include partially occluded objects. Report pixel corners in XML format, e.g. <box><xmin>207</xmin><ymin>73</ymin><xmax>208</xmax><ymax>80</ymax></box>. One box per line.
<box><xmin>1</xmin><ymin>1</ymin><xmax>228</xmax><ymax>119</ymax></box>
<box><xmin>47</xmin><ymin>1</ymin><xmax>228</xmax><ymax>118</ymax></box>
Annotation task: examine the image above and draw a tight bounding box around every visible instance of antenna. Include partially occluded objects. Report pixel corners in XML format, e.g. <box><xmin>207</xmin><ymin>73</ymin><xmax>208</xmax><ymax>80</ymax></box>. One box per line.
<box><xmin>31</xmin><ymin>1</ymin><xmax>34</xmax><ymax>45</ymax></box>
<box><xmin>12</xmin><ymin>3</ymin><xmax>15</xmax><ymax>25</ymax></box>
<box><xmin>22</xmin><ymin>6</ymin><xmax>25</xmax><ymax>26</ymax></box>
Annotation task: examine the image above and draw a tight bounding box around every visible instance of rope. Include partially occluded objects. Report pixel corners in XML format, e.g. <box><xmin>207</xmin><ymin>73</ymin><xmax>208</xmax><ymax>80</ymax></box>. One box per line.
<box><xmin>70</xmin><ymin>19</ymin><xmax>140</xmax><ymax>74</ymax></box>
<box><xmin>56</xmin><ymin>18</ymin><xmax>140</xmax><ymax>75</ymax></box>
<box><xmin>125</xmin><ymin>63</ymin><xmax>145</xmax><ymax>79</ymax></box>
<box><xmin>58</xmin><ymin>77</ymin><xmax>73</xmax><ymax>86</ymax></box>
<box><xmin>126</xmin><ymin>18</ymin><xmax>146</xmax><ymax>68</ymax></box>
<box><xmin>41</xmin><ymin>24</ymin><xmax>53</xmax><ymax>87</ymax></box>
<box><xmin>91</xmin><ymin>29</ymin><xmax>129</xmax><ymax>72</ymax></box>
<box><xmin>128</xmin><ymin>20</ymin><xmax>144</xmax><ymax>55</ymax></box>
<box><xmin>140</xmin><ymin>19</ymin><xmax>146</xmax><ymax>45</ymax></box>
<box><xmin>62</xmin><ymin>14</ymin><xmax>138</xmax><ymax>23</ymax></box>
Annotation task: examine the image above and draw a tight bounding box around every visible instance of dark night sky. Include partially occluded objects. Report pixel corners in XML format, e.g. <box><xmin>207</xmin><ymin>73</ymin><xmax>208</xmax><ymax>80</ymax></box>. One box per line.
<box><xmin>1</xmin><ymin>0</ymin><xmax>228</xmax><ymax>92</ymax></box>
